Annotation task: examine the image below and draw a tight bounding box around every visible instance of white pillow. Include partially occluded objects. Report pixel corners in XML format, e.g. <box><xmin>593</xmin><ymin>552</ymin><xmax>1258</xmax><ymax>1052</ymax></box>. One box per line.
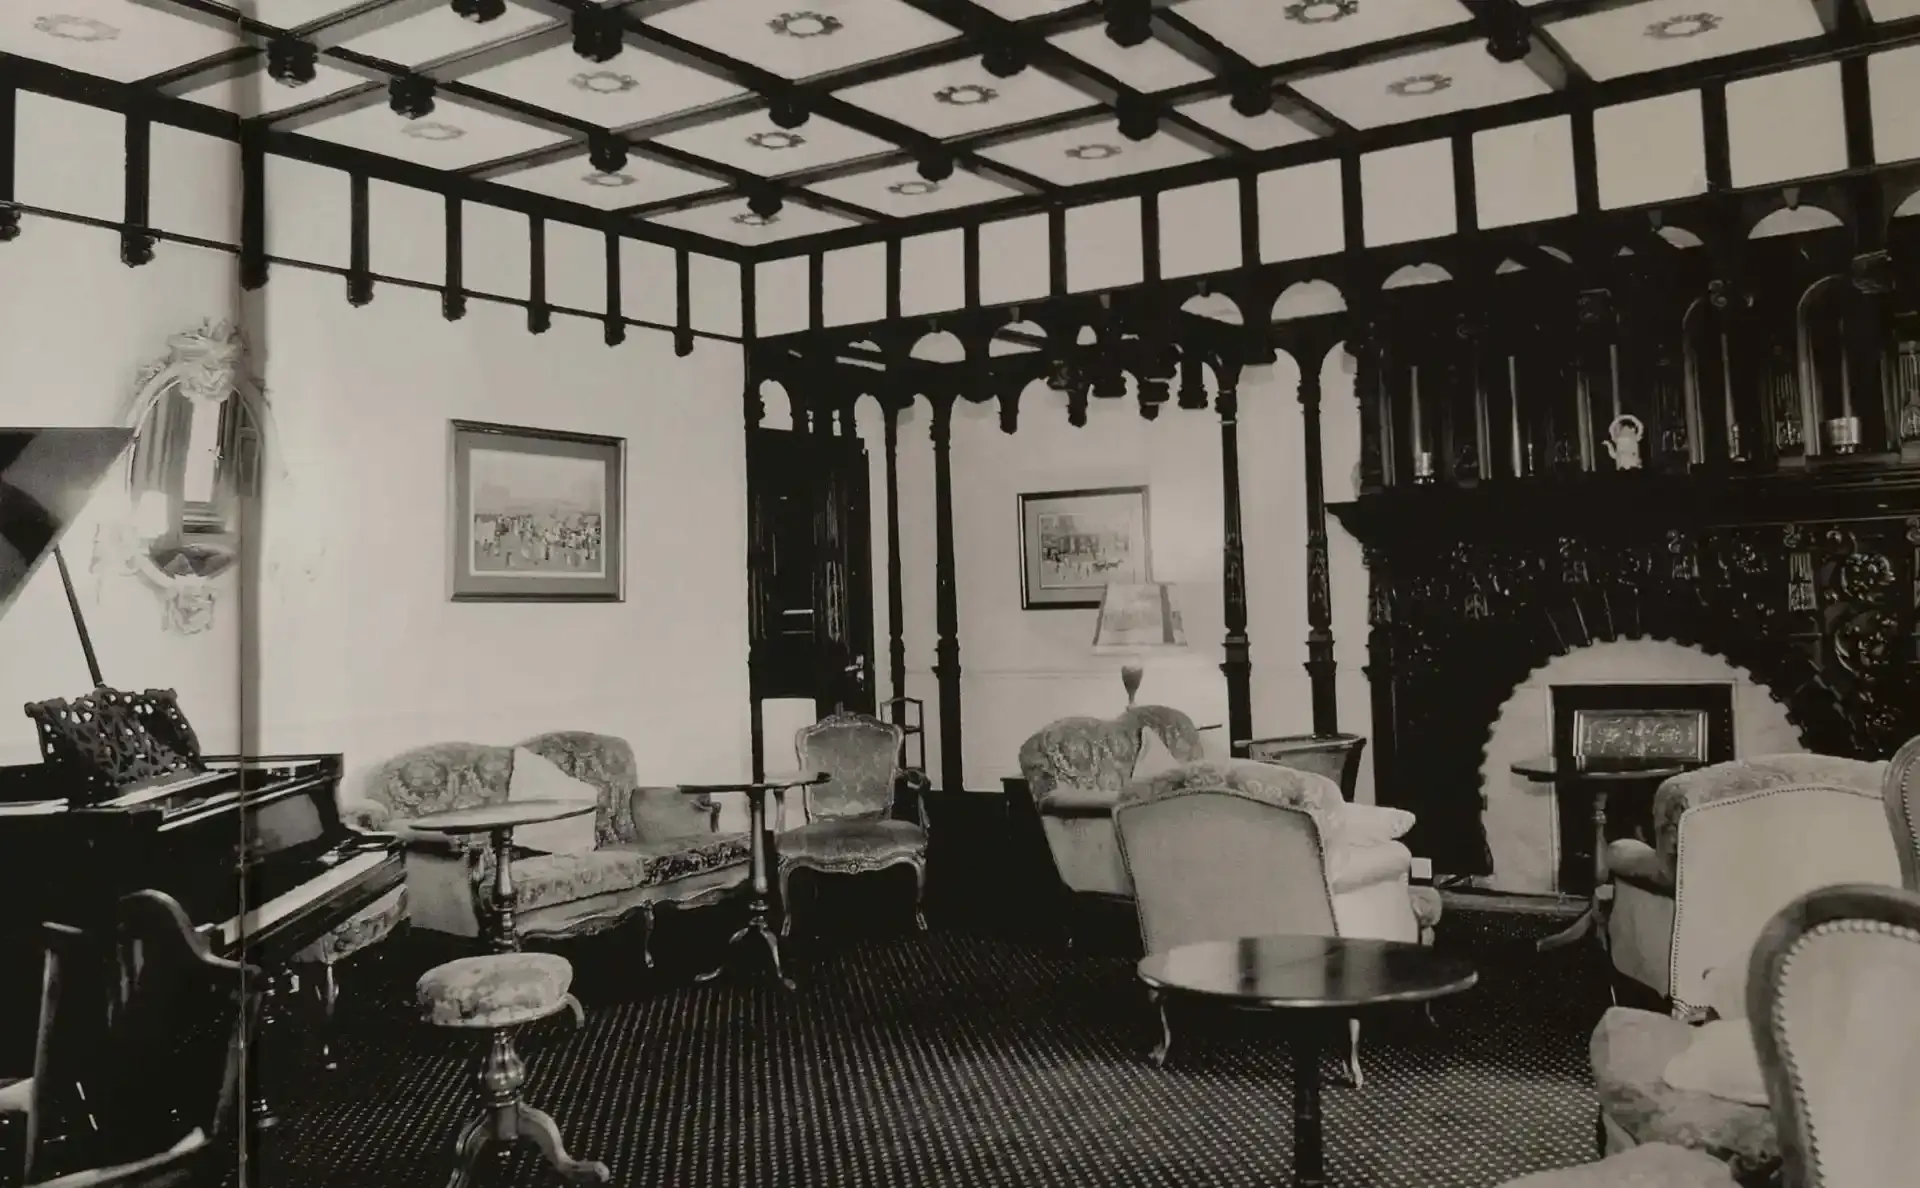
<box><xmin>507</xmin><ymin>746</ymin><xmax>600</xmax><ymax>854</ymax></box>
<box><xmin>1661</xmin><ymin>1018</ymin><xmax>1769</xmax><ymax>1106</ymax></box>
<box><xmin>1332</xmin><ymin>802</ymin><xmax>1416</xmax><ymax>847</ymax></box>
<box><xmin>1131</xmin><ymin>727</ymin><xmax>1182</xmax><ymax>782</ymax></box>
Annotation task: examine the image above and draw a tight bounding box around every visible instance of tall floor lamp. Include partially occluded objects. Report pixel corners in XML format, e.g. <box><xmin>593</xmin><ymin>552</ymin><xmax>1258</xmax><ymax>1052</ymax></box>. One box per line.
<box><xmin>1091</xmin><ymin>582</ymin><xmax>1187</xmax><ymax>707</ymax></box>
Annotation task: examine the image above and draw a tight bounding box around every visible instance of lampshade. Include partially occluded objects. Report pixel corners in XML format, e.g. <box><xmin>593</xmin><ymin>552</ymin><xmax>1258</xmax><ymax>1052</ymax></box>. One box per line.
<box><xmin>1091</xmin><ymin>582</ymin><xmax>1186</xmax><ymax>652</ymax></box>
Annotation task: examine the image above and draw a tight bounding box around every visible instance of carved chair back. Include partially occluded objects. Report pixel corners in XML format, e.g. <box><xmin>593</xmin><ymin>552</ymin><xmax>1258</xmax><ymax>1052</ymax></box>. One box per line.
<box><xmin>795</xmin><ymin>712</ymin><xmax>904</xmax><ymax>824</ymax></box>
<box><xmin>1886</xmin><ymin>735</ymin><xmax>1920</xmax><ymax>891</ymax></box>
<box><xmin>1748</xmin><ymin>883</ymin><xmax>1920</xmax><ymax>1188</ymax></box>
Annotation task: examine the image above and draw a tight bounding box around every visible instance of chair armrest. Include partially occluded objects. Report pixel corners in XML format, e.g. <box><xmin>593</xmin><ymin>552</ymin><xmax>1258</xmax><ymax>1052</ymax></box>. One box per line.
<box><xmin>1034</xmin><ymin>784</ymin><xmax>1120</xmax><ymax>819</ymax></box>
<box><xmin>1606</xmin><ymin>838</ymin><xmax>1672</xmax><ymax>894</ymax></box>
<box><xmin>898</xmin><ymin>767</ymin><xmax>931</xmax><ymax>830</ymax></box>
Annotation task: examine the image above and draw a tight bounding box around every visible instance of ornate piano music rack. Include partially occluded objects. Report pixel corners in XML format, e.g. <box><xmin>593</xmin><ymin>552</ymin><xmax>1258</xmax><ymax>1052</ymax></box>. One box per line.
<box><xmin>22</xmin><ymin>686</ymin><xmax>206</xmax><ymax>806</ymax></box>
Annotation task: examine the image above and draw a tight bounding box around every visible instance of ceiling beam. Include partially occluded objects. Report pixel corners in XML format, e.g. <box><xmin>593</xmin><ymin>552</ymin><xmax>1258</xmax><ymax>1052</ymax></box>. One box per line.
<box><xmin>749</xmin><ymin>12</ymin><xmax>1920</xmax><ymax>261</ymax></box>
<box><xmin>1150</xmin><ymin>8</ymin><xmax>1349</xmax><ymax>141</ymax></box>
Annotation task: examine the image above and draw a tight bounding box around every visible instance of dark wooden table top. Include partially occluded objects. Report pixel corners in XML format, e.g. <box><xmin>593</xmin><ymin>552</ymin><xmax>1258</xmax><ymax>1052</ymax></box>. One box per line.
<box><xmin>1138</xmin><ymin>935</ymin><xmax>1478</xmax><ymax>1011</ymax></box>
<box><xmin>676</xmin><ymin>772</ymin><xmax>826</xmax><ymax>795</ymax></box>
<box><xmin>1509</xmin><ymin>756</ymin><xmax>1691</xmax><ymax>783</ymax></box>
<box><xmin>403</xmin><ymin>798</ymin><xmax>595</xmax><ymax>835</ymax></box>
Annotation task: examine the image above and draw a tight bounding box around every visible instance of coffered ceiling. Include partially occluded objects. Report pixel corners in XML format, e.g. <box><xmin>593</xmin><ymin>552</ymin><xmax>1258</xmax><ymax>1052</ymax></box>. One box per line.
<box><xmin>0</xmin><ymin>0</ymin><xmax>1915</xmax><ymax>257</ymax></box>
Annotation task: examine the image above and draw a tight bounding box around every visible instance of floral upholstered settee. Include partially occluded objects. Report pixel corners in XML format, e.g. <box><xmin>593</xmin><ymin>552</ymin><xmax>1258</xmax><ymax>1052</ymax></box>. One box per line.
<box><xmin>1017</xmin><ymin>706</ymin><xmax>1205</xmax><ymax>902</ymax></box>
<box><xmin>352</xmin><ymin>732</ymin><xmax>749</xmax><ymax>964</ymax></box>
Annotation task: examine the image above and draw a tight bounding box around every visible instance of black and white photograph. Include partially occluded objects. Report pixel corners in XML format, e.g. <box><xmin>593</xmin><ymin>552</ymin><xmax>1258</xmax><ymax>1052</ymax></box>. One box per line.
<box><xmin>1018</xmin><ymin>486</ymin><xmax>1151</xmax><ymax>609</ymax></box>
<box><xmin>448</xmin><ymin>421</ymin><xmax>624</xmax><ymax>602</ymax></box>
<box><xmin>2</xmin><ymin>3</ymin><xmax>1919</xmax><ymax>1187</ymax></box>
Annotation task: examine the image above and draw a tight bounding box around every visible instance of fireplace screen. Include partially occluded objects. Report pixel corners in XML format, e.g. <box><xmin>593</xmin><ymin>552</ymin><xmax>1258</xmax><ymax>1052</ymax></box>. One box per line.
<box><xmin>1569</xmin><ymin>708</ymin><xmax>1711</xmax><ymax>768</ymax></box>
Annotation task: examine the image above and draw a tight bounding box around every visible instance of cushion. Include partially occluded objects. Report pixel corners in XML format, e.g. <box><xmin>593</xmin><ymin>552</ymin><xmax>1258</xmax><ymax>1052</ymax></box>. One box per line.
<box><xmin>488</xmin><ymin>836</ymin><xmax>750</xmax><ymax>914</ymax></box>
<box><xmin>1332</xmin><ymin>803</ymin><xmax>1416</xmax><ymax>847</ymax></box>
<box><xmin>1591</xmin><ymin>1007</ymin><xmax>1775</xmax><ymax>1165</ymax></box>
<box><xmin>780</xmin><ymin>818</ymin><xmax>926</xmax><ymax>866</ymax></box>
<box><xmin>416</xmin><ymin>952</ymin><xmax>574</xmax><ymax>1029</ymax></box>
<box><xmin>1662</xmin><ymin>1020</ymin><xmax>1768</xmax><ymax>1107</ymax></box>
<box><xmin>1131</xmin><ymin>727</ymin><xmax>1181</xmax><ymax>783</ymax></box>
<box><xmin>1495</xmin><ymin>1141</ymin><xmax>1738</xmax><ymax>1188</ymax></box>
<box><xmin>1326</xmin><ymin>839</ymin><xmax>1414</xmax><ymax>893</ymax></box>
<box><xmin>508</xmin><ymin>746</ymin><xmax>600</xmax><ymax>854</ymax></box>
<box><xmin>625</xmin><ymin>785</ymin><xmax>719</xmax><ymax>844</ymax></box>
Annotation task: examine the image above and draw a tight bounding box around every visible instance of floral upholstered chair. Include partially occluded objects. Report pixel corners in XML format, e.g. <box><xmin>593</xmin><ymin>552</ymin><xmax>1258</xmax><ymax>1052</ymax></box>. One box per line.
<box><xmin>363</xmin><ymin>732</ymin><xmax>749</xmax><ymax>967</ymax></box>
<box><xmin>777</xmin><ymin>712</ymin><xmax>931</xmax><ymax>937</ymax></box>
<box><xmin>1016</xmin><ymin>706</ymin><xmax>1204</xmax><ymax>906</ymax></box>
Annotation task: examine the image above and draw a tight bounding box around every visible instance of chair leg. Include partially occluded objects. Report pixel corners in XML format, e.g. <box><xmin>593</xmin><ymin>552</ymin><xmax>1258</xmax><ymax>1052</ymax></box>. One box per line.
<box><xmin>636</xmin><ymin>903</ymin><xmax>656</xmax><ymax>970</ymax></box>
<box><xmin>778</xmin><ymin>863</ymin><xmax>798</xmax><ymax>938</ymax></box>
<box><xmin>910</xmin><ymin>859</ymin><xmax>929</xmax><ymax>932</ymax></box>
<box><xmin>1147</xmin><ymin>989</ymin><xmax>1174</xmax><ymax>1068</ymax></box>
<box><xmin>562</xmin><ymin>994</ymin><xmax>585</xmax><ymax>1030</ymax></box>
<box><xmin>1345</xmin><ymin>1018</ymin><xmax>1364</xmax><ymax>1089</ymax></box>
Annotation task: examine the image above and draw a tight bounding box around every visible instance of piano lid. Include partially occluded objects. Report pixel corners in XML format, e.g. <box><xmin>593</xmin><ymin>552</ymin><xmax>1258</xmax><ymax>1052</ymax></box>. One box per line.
<box><xmin>0</xmin><ymin>428</ymin><xmax>134</xmax><ymax>625</ymax></box>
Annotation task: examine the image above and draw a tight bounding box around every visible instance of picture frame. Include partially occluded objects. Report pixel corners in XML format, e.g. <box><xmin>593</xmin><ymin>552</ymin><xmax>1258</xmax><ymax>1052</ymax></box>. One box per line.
<box><xmin>448</xmin><ymin>419</ymin><xmax>625</xmax><ymax>602</ymax></box>
<box><xmin>1017</xmin><ymin>485</ymin><xmax>1151</xmax><ymax>610</ymax></box>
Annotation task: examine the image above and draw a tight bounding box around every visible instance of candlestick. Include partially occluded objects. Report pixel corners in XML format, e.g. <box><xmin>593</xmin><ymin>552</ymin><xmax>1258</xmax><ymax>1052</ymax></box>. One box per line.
<box><xmin>1508</xmin><ymin>356</ymin><xmax>1523</xmax><ymax>476</ymax></box>
<box><xmin>1608</xmin><ymin>344</ymin><xmax>1623</xmax><ymax>419</ymax></box>
<box><xmin>1409</xmin><ymin>364</ymin><xmax>1423</xmax><ymax>454</ymax></box>
<box><xmin>1837</xmin><ymin>317</ymin><xmax>1853</xmax><ymax>418</ymax></box>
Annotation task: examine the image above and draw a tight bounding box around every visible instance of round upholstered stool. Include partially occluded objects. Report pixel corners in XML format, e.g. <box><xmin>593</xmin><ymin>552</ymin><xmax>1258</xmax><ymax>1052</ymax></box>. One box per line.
<box><xmin>417</xmin><ymin>953</ymin><xmax>608</xmax><ymax>1188</ymax></box>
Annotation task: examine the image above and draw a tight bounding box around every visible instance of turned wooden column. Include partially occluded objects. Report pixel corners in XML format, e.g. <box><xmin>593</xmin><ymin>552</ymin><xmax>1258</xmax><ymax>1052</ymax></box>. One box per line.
<box><xmin>1216</xmin><ymin>358</ymin><xmax>1253</xmax><ymax>758</ymax></box>
<box><xmin>883</xmin><ymin>396</ymin><xmax>907</xmax><ymax>729</ymax></box>
<box><xmin>929</xmin><ymin>389</ymin><xmax>964</xmax><ymax>793</ymax></box>
<box><xmin>1297</xmin><ymin>341</ymin><xmax>1339</xmax><ymax>734</ymax></box>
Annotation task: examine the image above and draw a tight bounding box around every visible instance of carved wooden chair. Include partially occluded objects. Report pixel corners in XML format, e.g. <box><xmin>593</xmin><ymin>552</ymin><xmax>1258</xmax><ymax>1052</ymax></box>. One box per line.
<box><xmin>777</xmin><ymin>712</ymin><xmax>930</xmax><ymax>937</ymax></box>
<box><xmin>1886</xmin><ymin>734</ymin><xmax>1920</xmax><ymax>891</ymax></box>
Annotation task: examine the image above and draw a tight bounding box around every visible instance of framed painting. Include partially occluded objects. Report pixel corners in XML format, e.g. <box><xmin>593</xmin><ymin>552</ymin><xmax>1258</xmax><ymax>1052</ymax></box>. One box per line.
<box><xmin>1017</xmin><ymin>485</ymin><xmax>1151</xmax><ymax>609</ymax></box>
<box><xmin>448</xmin><ymin>420</ymin><xmax>624</xmax><ymax>602</ymax></box>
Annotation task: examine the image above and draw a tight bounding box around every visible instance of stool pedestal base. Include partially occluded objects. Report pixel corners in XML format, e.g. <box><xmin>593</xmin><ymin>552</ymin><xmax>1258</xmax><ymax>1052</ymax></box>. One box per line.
<box><xmin>444</xmin><ymin>1029</ymin><xmax>609</xmax><ymax>1188</ymax></box>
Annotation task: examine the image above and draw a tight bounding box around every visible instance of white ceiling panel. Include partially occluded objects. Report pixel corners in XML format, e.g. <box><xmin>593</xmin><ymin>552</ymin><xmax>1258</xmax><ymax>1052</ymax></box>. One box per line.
<box><xmin>971</xmin><ymin>0</ymin><xmax>1085</xmax><ymax>16</ymax></box>
<box><xmin>338</xmin><ymin>2</ymin><xmax>554</xmax><ymax>69</ymax></box>
<box><xmin>251</xmin><ymin>0</ymin><xmax>382</xmax><ymax>26</ymax></box>
<box><xmin>1048</xmin><ymin>25</ymin><xmax>1213</xmax><ymax>92</ymax></box>
<box><xmin>0</xmin><ymin>1</ymin><xmax>238</xmax><ymax>83</ymax></box>
<box><xmin>654</xmin><ymin>109</ymin><xmax>893</xmax><ymax>177</ymax></box>
<box><xmin>807</xmin><ymin>163</ymin><xmax>1023</xmax><ymax>216</ymax></box>
<box><xmin>837</xmin><ymin>59</ymin><xmax>1093</xmax><ymax>138</ymax></box>
<box><xmin>494</xmin><ymin>155</ymin><xmax>721</xmax><ymax>210</ymax></box>
<box><xmin>461</xmin><ymin>40</ymin><xmax>747</xmax><ymax>126</ymax></box>
<box><xmin>980</xmin><ymin>121</ymin><xmax>1213</xmax><ymax>186</ymax></box>
<box><xmin>183</xmin><ymin>62</ymin><xmax>367</xmax><ymax>115</ymax></box>
<box><xmin>1176</xmin><ymin>95</ymin><xmax>1320</xmax><ymax>151</ymax></box>
<box><xmin>1292</xmin><ymin>40</ymin><xmax>1552</xmax><ymax>129</ymax></box>
<box><xmin>297</xmin><ymin>96</ymin><xmax>570</xmax><ymax>170</ymax></box>
<box><xmin>647</xmin><ymin>198</ymin><xmax>859</xmax><ymax>244</ymax></box>
<box><xmin>1543</xmin><ymin>0</ymin><xmax>1826</xmax><ymax>82</ymax></box>
<box><xmin>1174</xmin><ymin>0</ymin><xmax>1472</xmax><ymax>68</ymax></box>
<box><xmin>1865</xmin><ymin>0</ymin><xmax>1920</xmax><ymax>18</ymax></box>
<box><xmin>645</xmin><ymin>0</ymin><xmax>959</xmax><ymax>81</ymax></box>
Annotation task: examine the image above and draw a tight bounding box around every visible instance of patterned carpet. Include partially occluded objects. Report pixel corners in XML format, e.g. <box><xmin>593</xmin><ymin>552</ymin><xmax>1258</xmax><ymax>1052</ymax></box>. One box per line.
<box><xmin>253</xmin><ymin>907</ymin><xmax>1610</xmax><ymax>1188</ymax></box>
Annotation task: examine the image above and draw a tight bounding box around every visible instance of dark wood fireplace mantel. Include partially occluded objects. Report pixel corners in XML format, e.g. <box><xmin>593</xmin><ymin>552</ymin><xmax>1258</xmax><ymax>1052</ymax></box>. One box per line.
<box><xmin>1331</xmin><ymin>468</ymin><xmax>1920</xmax><ymax>877</ymax></box>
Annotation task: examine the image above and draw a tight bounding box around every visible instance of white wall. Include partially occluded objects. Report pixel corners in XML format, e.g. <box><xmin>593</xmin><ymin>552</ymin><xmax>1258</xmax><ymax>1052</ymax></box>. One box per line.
<box><xmin>0</xmin><ymin>93</ymin><xmax>752</xmax><ymax>796</ymax></box>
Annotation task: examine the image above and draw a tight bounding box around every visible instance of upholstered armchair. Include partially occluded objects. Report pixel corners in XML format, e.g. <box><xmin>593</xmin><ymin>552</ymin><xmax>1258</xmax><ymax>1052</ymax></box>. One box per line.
<box><xmin>1016</xmin><ymin>706</ymin><xmax>1204</xmax><ymax>911</ymax></box>
<box><xmin>1604</xmin><ymin>753</ymin><xmax>1903</xmax><ymax>1014</ymax></box>
<box><xmin>1113</xmin><ymin>758</ymin><xmax>1443</xmax><ymax>1084</ymax></box>
<box><xmin>1887</xmin><ymin>735</ymin><xmax>1920</xmax><ymax>891</ymax></box>
<box><xmin>778</xmin><ymin>712</ymin><xmax>930</xmax><ymax>937</ymax></box>
<box><xmin>368</xmin><ymin>732</ymin><xmax>749</xmax><ymax>966</ymax></box>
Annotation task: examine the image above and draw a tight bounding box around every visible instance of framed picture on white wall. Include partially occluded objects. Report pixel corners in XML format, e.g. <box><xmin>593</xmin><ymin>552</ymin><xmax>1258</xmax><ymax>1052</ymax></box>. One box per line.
<box><xmin>448</xmin><ymin>420</ymin><xmax>625</xmax><ymax>602</ymax></box>
<box><xmin>1018</xmin><ymin>485</ymin><xmax>1151</xmax><ymax>610</ymax></box>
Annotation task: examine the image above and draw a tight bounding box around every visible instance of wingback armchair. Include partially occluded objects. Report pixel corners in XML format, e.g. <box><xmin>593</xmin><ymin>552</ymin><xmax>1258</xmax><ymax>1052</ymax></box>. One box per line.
<box><xmin>1887</xmin><ymin>735</ymin><xmax>1920</xmax><ymax>891</ymax></box>
<box><xmin>777</xmin><ymin>712</ymin><xmax>931</xmax><ymax>937</ymax></box>
<box><xmin>1604</xmin><ymin>753</ymin><xmax>1902</xmax><ymax>1013</ymax></box>
<box><xmin>1016</xmin><ymin>705</ymin><xmax>1204</xmax><ymax>907</ymax></box>
<box><xmin>363</xmin><ymin>732</ymin><xmax>750</xmax><ymax>966</ymax></box>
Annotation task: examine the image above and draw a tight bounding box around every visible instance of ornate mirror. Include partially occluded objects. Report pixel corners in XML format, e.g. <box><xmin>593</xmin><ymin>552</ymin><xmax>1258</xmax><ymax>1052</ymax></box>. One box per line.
<box><xmin>97</xmin><ymin>321</ymin><xmax>267</xmax><ymax>634</ymax></box>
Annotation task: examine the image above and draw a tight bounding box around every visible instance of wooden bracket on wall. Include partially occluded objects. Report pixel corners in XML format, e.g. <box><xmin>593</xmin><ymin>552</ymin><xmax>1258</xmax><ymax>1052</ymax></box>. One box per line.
<box><xmin>120</xmin><ymin>116</ymin><xmax>155</xmax><ymax>268</ymax></box>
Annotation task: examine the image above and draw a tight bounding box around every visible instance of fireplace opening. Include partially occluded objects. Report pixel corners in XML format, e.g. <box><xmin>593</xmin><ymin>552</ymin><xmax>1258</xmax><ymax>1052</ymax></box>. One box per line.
<box><xmin>1545</xmin><ymin>683</ymin><xmax>1734</xmax><ymax>895</ymax></box>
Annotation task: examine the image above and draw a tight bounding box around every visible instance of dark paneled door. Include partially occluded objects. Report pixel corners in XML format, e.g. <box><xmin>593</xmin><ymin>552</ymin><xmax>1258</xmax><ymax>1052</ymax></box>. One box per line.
<box><xmin>747</xmin><ymin>428</ymin><xmax>875</xmax><ymax>721</ymax></box>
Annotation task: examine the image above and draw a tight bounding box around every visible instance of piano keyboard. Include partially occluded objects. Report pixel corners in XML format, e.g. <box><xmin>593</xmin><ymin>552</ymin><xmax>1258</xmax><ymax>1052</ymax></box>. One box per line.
<box><xmin>209</xmin><ymin>851</ymin><xmax>391</xmax><ymax>951</ymax></box>
<box><xmin>102</xmin><ymin>768</ymin><xmax>231</xmax><ymax>808</ymax></box>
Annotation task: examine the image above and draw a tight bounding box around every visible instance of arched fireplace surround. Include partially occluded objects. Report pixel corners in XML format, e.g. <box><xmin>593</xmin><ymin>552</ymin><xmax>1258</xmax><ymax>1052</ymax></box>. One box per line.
<box><xmin>1331</xmin><ymin>477</ymin><xmax>1920</xmax><ymax>877</ymax></box>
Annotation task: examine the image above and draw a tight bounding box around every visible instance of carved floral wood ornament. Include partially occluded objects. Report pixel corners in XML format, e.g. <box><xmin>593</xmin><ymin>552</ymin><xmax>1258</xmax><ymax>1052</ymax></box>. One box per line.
<box><xmin>93</xmin><ymin>321</ymin><xmax>271</xmax><ymax>635</ymax></box>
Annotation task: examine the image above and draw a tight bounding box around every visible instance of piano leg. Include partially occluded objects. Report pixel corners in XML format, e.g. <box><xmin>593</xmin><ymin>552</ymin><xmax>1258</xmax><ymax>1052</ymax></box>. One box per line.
<box><xmin>314</xmin><ymin>964</ymin><xmax>340</xmax><ymax>1072</ymax></box>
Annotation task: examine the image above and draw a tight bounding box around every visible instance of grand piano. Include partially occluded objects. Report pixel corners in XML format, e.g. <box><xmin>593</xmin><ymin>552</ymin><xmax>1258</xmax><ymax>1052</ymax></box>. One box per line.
<box><xmin>0</xmin><ymin>427</ymin><xmax>402</xmax><ymax>1167</ymax></box>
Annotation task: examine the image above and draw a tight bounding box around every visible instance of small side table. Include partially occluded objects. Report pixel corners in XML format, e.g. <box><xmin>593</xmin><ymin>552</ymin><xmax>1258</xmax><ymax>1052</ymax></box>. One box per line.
<box><xmin>679</xmin><ymin>771</ymin><xmax>826</xmax><ymax>990</ymax></box>
<box><xmin>1510</xmin><ymin>757</ymin><xmax>1688</xmax><ymax>954</ymax></box>
<box><xmin>406</xmin><ymin>799</ymin><xmax>607</xmax><ymax>1188</ymax></box>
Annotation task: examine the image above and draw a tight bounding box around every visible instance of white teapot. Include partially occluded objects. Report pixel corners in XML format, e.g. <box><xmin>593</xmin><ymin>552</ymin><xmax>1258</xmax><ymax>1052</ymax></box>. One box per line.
<box><xmin>1604</xmin><ymin>414</ymin><xmax>1645</xmax><ymax>471</ymax></box>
